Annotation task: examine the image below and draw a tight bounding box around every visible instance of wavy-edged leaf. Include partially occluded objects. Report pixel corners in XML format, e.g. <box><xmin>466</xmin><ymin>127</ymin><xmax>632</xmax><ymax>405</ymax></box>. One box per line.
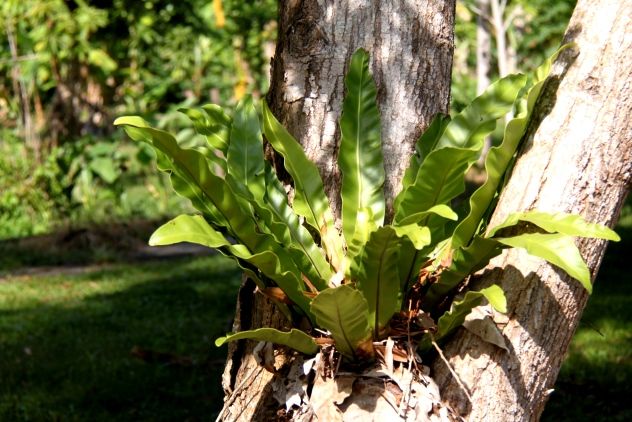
<box><xmin>397</xmin><ymin>204</ymin><xmax>458</xmax><ymax>226</ymax></box>
<box><xmin>451</xmin><ymin>48</ymin><xmax>574</xmax><ymax>249</ymax></box>
<box><xmin>435</xmin><ymin>285</ymin><xmax>506</xmax><ymax>341</ymax></box>
<box><xmin>391</xmin><ymin>224</ymin><xmax>432</xmax><ymax>250</ymax></box>
<box><xmin>150</xmin><ymin>214</ymin><xmax>315</xmax><ymax>315</ymax></box>
<box><xmin>115</xmin><ymin>117</ymin><xmax>264</xmax><ymax>246</ymax></box>
<box><xmin>215</xmin><ymin>328</ymin><xmax>318</xmax><ymax>355</ymax></box>
<box><xmin>179</xmin><ymin>104</ymin><xmax>232</xmax><ymax>153</ymax></box>
<box><xmin>394</xmin><ymin>75</ymin><xmax>527</xmax><ymax>226</ymax></box>
<box><xmin>310</xmin><ymin>285</ymin><xmax>372</xmax><ymax>359</ymax></box>
<box><xmin>227</xmin><ymin>97</ymin><xmax>266</xmax><ymax>200</ymax></box>
<box><xmin>487</xmin><ymin>211</ymin><xmax>620</xmax><ymax>241</ymax></box>
<box><xmin>344</xmin><ymin>207</ymin><xmax>379</xmax><ymax>265</ymax></box>
<box><xmin>399</xmin><ymin>113</ymin><xmax>451</xmax><ymax>199</ymax></box>
<box><xmin>338</xmin><ymin>48</ymin><xmax>385</xmax><ymax>244</ymax></box>
<box><xmin>424</xmin><ymin>237</ymin><xmax>502</xmax><ymax>310</ymax></box>
<box><xmin>116</xmin><ymin>118</ymin><xmax>308</xmax><ymax>306</ymax></box>
<box><xmin>262</xmin><ymin>165</ymin><xmax>333</xmax><ymax>289</ymax></box>
<box><xmin>395</xmin><ymin>147</ymin><xmax>479</xmax><ymax>224</ymax></box>
<box><xmin>352</xmin><ymin>224</ymin><xmax>430</xmax><ymax>334</ymax></box>
<box><xmin>496</xmin><ymin>233</ymin><xmax>592</xmax><ymax>293</ymax></box>
<box><xmin>149</xmin><ymin>214</ymin><xmax>229</xmax><ymax>248</ymax></box>
<box><xmin>261</xmin><ymin>101</ymin><xmax>344</xmax><ymax>271</ymax></box>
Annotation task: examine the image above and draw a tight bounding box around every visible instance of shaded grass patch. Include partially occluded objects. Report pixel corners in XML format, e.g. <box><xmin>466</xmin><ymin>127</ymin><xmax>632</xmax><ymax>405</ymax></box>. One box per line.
<box><xmin>0</xmin><ymin>255</ymin><xmax>241</xmax><ymax>421</ymax></box>
<box><xmin>542</xmin><ymin>222</ymin><xmax>632</xmax><ymax>421</ymax></box>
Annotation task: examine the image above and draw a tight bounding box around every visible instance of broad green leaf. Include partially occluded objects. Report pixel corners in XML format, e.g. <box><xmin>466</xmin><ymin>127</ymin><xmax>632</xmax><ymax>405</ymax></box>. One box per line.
<box><xmin>338</xmin><ymin>48</ymin><xmax>385</xmax><ymax>244</ymax></box>
<box><xmin>394</xmin><ymin>75</ymin><xmax>527</xmax><ymax>226</ymax></box>
<box><xmin>433</xmin><ymin>285</ymin><xmax>506</xmax><ymax>343</ymax></box>
<box><xmin>226</xmin><ymin>103</ymin><xmax>332</xmax><ymax>288</ymax></box>
<box><xmin>344</xmin><ymin>207</ymin><xmax>379</xmax><ymax>262</ymax></box>
<box><xmin>260</xmin><ymin>101</ymin><xmax>332</xmax><ymax>231</ymax></box>
<box><xmin>395</xmin><ymin>147</ymin><xmax>479</xmax><ymax>224</ymax></box>
<box><xmin>311</xmin><ymin>285</ymin><xmax>372</xmax><ymax>359</ymax></box>
<box><xmin>150</xmin><ymin>214</ymin><xmax>315</xmax><ymax>316</ymax></box>
<box><xmin>179</xmin><ymin>104</ymin><xmax>232</xmax><ymax>153</ymax></box>
<box><xmin>116</xmin><ymin>117</ymin><xmax>225</xmax><ymax>222</ymax></box>
<box><xmin>396</xmin><ymin>204</ymin><xmax>458</xmax><ymax>226</ymax></box>
<box><xmin>399</xmin><ymin>113</ymin><xmax>450</xmax><ymax>198</ymax></box>
<box><xmin>149</xmin><ymin>214</ymin><xmax>229</xmax><ymax>248</ymax></box>
<box><xmin>261</xmin><ymin>101</ymin><xmax>344</xmax><ymax>271</ymax></box>
<box><xmin>226</xmin><ymin>97</ymin><xmax>266</xmax><ymax>200</ymax></box>
<box><xmin>487</xmin><ymin>211</ymin><xmax>620</xmax><ymax>241</ymax></box>
<box><xmin>351</xmin><ymin>227</ymin><xmax>405</xmax><ymax>336</ymax></box>
<box><xmin>168</xmin><ymin>170</ymin><xmax>229</xmax><ymax>227</ymax></box>
<box><xmin>352</xmin><ymin>224</ymin><xmax>430</xmax><ymax>335</ymax></box>
<box><xmin>495</xmin><ymin>233</ymin><xmax>592</xmax><ymax>293</ymax></box>
<box><xmin>395</xmin><ymin>239</ymin><xmax>423</xmax><ymax>291</ymax></box>
<box><xmin>451</xmin><ymin>48</ymin><xmax>572</xmax><ymax>250</ymax></box>
<box><xmin>215</xmin><ymin>328</ymin><xmax>318</xmax><ymax>355</ymax></box>
<box><xmin>115</xmin><ymin>118</ymin><xmax>259</xmax><ymax>244</ymax></box>
<box><xmin>115</xmin><ymin>118</ymin><xmax>288</xmax><ymax>261</ymax></box>
<box><xmin>262</xmin><ymin>165</ymin><xmax>333</xmax><ymax>289</ymax></box>
<box><xmin>391</xmin><ymin>224</ymin><xmax>432</xmax><ymax>250</ymax></box>
<box><xmin>424</xmin><ymin>237</ymin><xmax>502</xmax><ymax>310</ymax></box>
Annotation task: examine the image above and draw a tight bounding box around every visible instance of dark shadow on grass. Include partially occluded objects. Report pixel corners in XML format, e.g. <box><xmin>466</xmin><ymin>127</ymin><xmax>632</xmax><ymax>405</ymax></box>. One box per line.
<box><xmin>0</xmin><ymin>256</ymin><xmax>241</xmax><ymax>421</ymax></box>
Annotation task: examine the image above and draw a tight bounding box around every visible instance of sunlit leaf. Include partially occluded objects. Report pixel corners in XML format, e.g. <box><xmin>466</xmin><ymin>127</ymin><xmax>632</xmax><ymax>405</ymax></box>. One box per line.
<box><xmin>421</xmin><ymin>285</ymin><xmax>506</xmax><ymax>351</ymax></box>
<box><xmin>338</xmin><ymin>48</ymin><xmax>385</xmax><ymax>245</ymax></box>
<box><xmin>487</xmin><ymin>211</ymin><xmax>620</xmax><ymax>241</ymax></box>
<box><xmin>261</xmin><ymin>101</ymin><xmax>344</xmax><ymax>271</ymax></box>
<box><xmin>310</xmin><ymin>285</ymin><xmax>372</xmax><ymax>359</ymax></box>
<box><xmin>394</xmin><ymin>74</ymin><xmax>527</xmax><ymax>226</ymax></box>
<box><xmin>451</xmin><ymin>46</ymin><xmax>574</xmax><ymax>249</ymax></box>
<box><xmin>496</xmin><ymin>233</ymin><xmax>592</xmax><ymax>293</ymax></box>
<box><xmin>215</xmin><ymin>328</ymin><xmax>318</xmax><ymax>355</ymax></box>
<box><xmin>150</xmin><ymin>214</ymin><xmax>315</xmax><ymax>316</ymax></box>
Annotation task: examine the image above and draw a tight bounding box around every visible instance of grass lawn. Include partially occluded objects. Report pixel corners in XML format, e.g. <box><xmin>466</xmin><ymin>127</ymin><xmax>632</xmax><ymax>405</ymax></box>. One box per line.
<box><xmin>541</xmin><ymin>221</ymin><xmax>632</xmax><ymax>421</ymax></box>
<box><xmin>0</xmin><ymin>255</ymin><xmax>241</xmax><ymax>421</ymax></box>
<box><xmin>0</xmin><ymin>223</ymin><xmax>629</xmax><ymax>420</ymax></box>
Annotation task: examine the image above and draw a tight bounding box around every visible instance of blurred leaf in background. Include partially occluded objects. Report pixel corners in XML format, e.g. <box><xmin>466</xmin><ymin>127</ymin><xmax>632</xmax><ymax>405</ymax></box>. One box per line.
<box><xmin>0</xmin><ymin>0</ymin><xmax>277</xmax><ymax>239</ymax></box>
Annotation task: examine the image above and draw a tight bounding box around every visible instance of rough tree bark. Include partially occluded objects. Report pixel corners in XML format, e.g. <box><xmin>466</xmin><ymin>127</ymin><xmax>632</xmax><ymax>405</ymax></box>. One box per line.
<box><xmin>219</xmin><ymin>1</ymin><xmax>455</xmax><ymax>420</ymax></box>
<box><xmin>433</xmin><ymin>1</ymin><xmax>632</xmax><ymax>420</ymax></box>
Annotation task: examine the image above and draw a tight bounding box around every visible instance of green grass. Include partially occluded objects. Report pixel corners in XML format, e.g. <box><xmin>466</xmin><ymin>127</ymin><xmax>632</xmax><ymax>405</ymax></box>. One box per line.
<box><xmin>0</xmin><ymin>255</ymin><xmax>241</xmax><ymax>421</ymax></box>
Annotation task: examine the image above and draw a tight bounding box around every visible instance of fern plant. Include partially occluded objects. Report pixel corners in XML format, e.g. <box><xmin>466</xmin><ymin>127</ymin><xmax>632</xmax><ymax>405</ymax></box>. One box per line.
<box><xmin>115</xmin><ymin>46</ymin><xmax>618</xmax><ymax>361</ymax></box>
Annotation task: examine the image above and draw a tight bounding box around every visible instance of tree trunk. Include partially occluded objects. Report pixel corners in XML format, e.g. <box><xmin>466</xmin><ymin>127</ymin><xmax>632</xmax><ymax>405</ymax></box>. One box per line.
<box><xmin>219</xmin><ymin>1</ymin><xmax>456</xmax><ymax>420</ymax></box>
<box><xmin>433</xmin><ymin>1</ymin><xmax>632</xmax><ymax>420</ymax></box>
<box><xmin>475</xmin><ymin>0</ymin><xmax>492</xmax><ymax>166</ymax></box>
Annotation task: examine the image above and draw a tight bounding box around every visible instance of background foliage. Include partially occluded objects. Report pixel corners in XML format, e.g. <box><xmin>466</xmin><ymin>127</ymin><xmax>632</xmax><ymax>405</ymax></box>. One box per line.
<box><xmin>0</xmin><ymin>0</ymin><xmax>276</xmax><ymax>238</ymax></box>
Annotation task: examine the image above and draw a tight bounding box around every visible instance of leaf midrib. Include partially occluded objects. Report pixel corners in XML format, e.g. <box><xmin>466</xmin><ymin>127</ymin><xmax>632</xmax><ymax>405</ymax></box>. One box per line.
<box><xmin>354</xmin><ymin>59</ymin><xmax>366</xmax><ymax>221</ymax></box>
